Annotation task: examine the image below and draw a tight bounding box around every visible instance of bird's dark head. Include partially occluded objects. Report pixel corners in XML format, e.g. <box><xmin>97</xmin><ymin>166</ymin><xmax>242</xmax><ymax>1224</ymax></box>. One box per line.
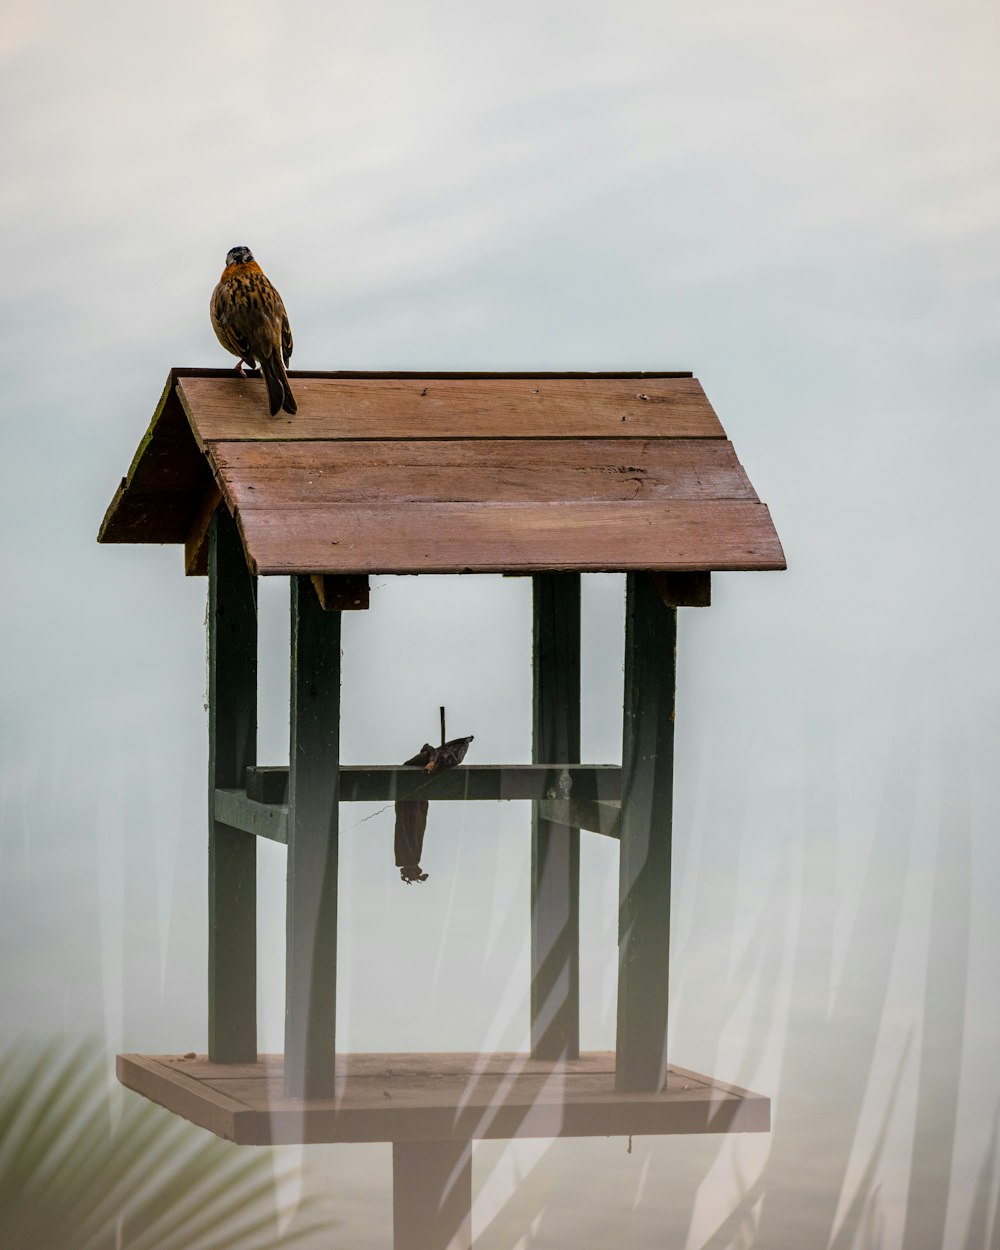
<box><xmin>225</xmin><ymin>245</ymin><xmax>254</xmax><ymax>266</ymax></box>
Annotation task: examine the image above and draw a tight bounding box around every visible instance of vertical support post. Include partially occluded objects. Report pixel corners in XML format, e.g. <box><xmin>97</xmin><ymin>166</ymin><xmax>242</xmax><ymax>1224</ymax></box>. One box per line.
<box><xmin>207</xmin><ymin>507</ymin><xmax>257</xmax><ymax>1063</ymax></box>
<box><xmin>616</xmin><ymin>572</ymin><xmax>676</xmax><ymax>1092</ymax></box>
<box><xmin>531</xmin><ymin>573</ymin><xmax>581</xmax><ymax>1060</ymax></box>
<box><xmin>393</xmin><ymin>1140</ymin><xmax>473</xmax><ymax>1250</ymax></box>
<box><xmin>285</xmin><ymin>575</ymin><xmax>340</xmax><ymax>1099</ymax></box>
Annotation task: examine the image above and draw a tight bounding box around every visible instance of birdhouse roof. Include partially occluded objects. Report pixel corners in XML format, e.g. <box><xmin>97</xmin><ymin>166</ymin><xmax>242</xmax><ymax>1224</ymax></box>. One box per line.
<box><xmin>98</xmin><ymin>369</ymin><xmax>785</xmax><ymax>576</ymax></box>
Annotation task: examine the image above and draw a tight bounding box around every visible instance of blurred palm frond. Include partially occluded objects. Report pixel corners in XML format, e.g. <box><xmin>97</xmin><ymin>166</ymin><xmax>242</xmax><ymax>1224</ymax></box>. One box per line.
<box><xmin>0</xmin><ymin>1035</ymin><xmax>332</xmax><ymax>1250</ymax></box>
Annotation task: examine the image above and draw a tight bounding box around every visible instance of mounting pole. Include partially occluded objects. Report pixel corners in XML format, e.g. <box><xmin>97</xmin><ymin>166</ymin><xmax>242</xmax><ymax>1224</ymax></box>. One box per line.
<box><xmin>393</xmin><ymin>1140</ymin><xmax>473</xmax><ymax>1250</ymax></box>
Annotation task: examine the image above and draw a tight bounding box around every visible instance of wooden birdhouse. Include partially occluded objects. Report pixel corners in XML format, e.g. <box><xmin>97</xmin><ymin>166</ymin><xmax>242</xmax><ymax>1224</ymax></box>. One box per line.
<box><xmin>100</xmin><ymin>368</ymin><xmax>784</xmax><ymax>1250</ymax></box>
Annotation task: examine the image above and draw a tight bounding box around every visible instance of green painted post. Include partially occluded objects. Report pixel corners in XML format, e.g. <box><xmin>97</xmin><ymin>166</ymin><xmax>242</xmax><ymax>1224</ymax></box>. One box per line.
<box><xmin>616</xmin><ymin>572</ymin><xmax>676</xmax><ymax>1092</ymax></box>
<box><xmin>530</xmin><ymin>573</ymin><xmax>581</xmax><ymax>1060</ymax></box>
<box><xmin>285</xmin><ymin>576</ymin><xmax>340</xmax><ymax>1099</ymax></box>
<box><xmin>207</xmin><ymin>507</ymin><xmax>258</xmax><ymax>1063</ymax></box>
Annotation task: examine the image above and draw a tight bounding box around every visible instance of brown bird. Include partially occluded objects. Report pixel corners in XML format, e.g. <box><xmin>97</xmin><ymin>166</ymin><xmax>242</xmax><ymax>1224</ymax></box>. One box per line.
<box><xmin>210</xmin><ymin>245</ymin><xmax>296</xmax><ymax>416</ymax></box>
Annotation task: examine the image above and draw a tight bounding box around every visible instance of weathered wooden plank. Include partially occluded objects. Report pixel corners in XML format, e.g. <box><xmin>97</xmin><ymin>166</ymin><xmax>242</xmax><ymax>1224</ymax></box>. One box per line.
<box><xmin>536</xmin><ymin>799</ymin><xmax>621</xmax><ymax>839</ymax></box>
<box><xmin>117</xmin><ymin>1051</ymin><xmax>770</xmax><ymax>1146</ymax></box>
<box><xmin>145</xmin><ymin>1049</ymin><xmax>762</xmax><ymax>1102</ymax></box>
<box><xmin>310</xmin><ymin>573</ymin><xmax>370</xmax><ymax>611</ymax></box>
<box><xmin>531</xmin><ymin>574</ymin><xmax>581</xmax><ymax>1061</ymax></box>
<box><xmin>211</xmin><ymin>1070</ymin><xmax>738</xmax><ymax>1115</ymax></box>
<box><xmin>149</xmin><ymin>1050</ymin><xmax>623</xmax><ymax>1080</ymax></box>
<box><xmin>190</xmin><ymin>1068</ymin><xmax>731</xmax><ymax>1111</ymax></box>
<box><xmin>98</xmin><ymin>375</ymin><xmax>215</xmax><ymax>544</ymax></box>
<box><xmin>214</xmin><ymin>789</ymin><xmax>288</xmax><ymax>843</ymax></box>
<box><xmin>207</xmin><ymin>508</ymin><xmax>258</xmax><ymax>1064</ymax></box>
<box><xmin>174</xmin><ymin>368</ymin><xmax>694</xmax><ymax>381</ymax></box>
<box><xmin>221</xmin><ymin>1083</ymin><xmax>766</xmax><ymax>1144</ymax></box>
<box><xmin>236</xmin><ymin>500</ymin><xmax>787</xmax><ymax>576</ymax></box>
<box><xmin>177</xmin><ymin>375</ymin><xmax>725</xmax><ymax>443</ymax></box>
<box><xmin>616</xmin><ymin>574</ymin><xmax>676</xmax><ymax>1093</ymax></box>
<box><xmin>247</xmin><ymin>764</ymin><xmax>623</xmax><ymax>805</ymax></box>
<box><xmin>209</xmin><ymin>439</ymin><xmax>757</xmax><ymax>508</ymax></box>
<box><xmin>116</xmin><ymin>1055</ymin><xmax>249</xmax><ymax>1142</ymax></box>
<box><xmin>100</xmin><ymin>370</ymin><xmax>790</xmax><ymax>578</ymax></box>
<box><xmin>393</xmin><ymin>1139</ymin><xmax>473</xmax><ymax>1250</ymax></box>
<box><xmin>185</xmin><ymin>484</ymin><xmax>223</xmax><ymax>576</ymax></box>
<box><xmin>285</xmin><ymin>576</ymin><xmax>341</xmax><ymax>1099</ymax></box>
<box><xmin>652</xmin><ymin>570</ymin><xmax>712</xmax><ymax>607</ymax></box>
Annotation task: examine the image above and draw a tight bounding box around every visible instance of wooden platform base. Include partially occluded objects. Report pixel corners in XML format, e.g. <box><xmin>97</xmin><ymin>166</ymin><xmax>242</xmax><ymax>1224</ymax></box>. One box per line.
<box><xmin>117</xmin><ymin>1052</ymin><xmax>769</xmax><ymax>1146</ymax></box>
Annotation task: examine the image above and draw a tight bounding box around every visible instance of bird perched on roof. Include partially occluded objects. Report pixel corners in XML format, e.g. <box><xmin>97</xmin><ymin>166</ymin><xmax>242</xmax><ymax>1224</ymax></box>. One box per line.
<box><xmin>210</xmin><ymin>245</ymin><xmax>296</xmax><ymax>416</ymax></box>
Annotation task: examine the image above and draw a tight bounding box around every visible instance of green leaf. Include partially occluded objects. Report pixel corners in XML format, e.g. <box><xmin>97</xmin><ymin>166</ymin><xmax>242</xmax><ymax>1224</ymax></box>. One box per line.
<box><xmin>0</xmin><ymin>1036</ymin><xmax>336</xmax><ymax>1250</ymax></box>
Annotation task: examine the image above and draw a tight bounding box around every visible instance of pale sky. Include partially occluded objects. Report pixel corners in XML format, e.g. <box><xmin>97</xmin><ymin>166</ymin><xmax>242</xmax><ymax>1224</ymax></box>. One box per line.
<box><xmin>2</xmin><ymin>1</ymin><xmax>999</xmax><ymax>1246</ymax></box>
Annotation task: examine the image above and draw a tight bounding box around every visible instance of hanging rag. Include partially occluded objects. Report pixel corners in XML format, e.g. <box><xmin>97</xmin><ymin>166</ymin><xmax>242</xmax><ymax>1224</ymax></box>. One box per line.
<box><xmin>394</xmin><ymin>735</ymin><xmax>474</xmax><ymax>883</ymax></box>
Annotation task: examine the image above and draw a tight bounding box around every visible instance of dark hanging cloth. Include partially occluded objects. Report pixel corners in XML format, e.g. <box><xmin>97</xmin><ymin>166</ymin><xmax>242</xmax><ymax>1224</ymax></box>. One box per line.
<box><xmin>394</xmin><ymin>735</ymin><xmax>474</xmax><ymax>884</ymax></box>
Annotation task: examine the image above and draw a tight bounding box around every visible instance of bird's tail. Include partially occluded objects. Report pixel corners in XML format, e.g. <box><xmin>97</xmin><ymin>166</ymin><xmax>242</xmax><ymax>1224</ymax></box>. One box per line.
<box><xmin>261</xmin><ymin>354</ymin><xmax>297</xmax><ymax>416</ymax></box>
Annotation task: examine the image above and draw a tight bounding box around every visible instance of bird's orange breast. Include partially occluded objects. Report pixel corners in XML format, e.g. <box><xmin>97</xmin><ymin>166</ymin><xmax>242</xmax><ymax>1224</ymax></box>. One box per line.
<box><xmin>219</xmin><ymin>260</ymin><xmax>265</xmax><ymax>282</ymax></box>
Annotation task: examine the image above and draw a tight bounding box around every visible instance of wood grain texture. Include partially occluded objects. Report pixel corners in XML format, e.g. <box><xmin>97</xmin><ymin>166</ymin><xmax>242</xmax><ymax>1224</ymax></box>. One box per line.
<box><xmin>652</xmin><ymin>570</ymin><xmax>712</xmax><ymax>607</ymax></box>
<box><xmin>101</xmin><ymin>370</ymin><xmax>787</xmax><ymax>577</ymax></box>
<box><xmin>310</xmin><ymin>573</ymin><xmax>370</xmax><ymax>610</ymax></box>
<box><xmin>236</xmin><ymin>500</ymin><xmax>786</xmax><ymax>575</ymax></box>
<box><xmin>172</xmin><ymin>368</ymin><xmax>694</xmax><ymax>381</ymax></box>
<box><xmin>116</xmin><ymin>1055</ymin><xmax>253</xmax><ymax>1142</ymax></box>
<box><xmin>177</xmin><ymin>375</ymin><xmax>726</xmax><ymax>442</ymax></box>
<box><xmin>98</xmin><ymin>375</ymin><xmax>215</xmax><ymax>544</ymax></box>
<box><xmin>117</xmin><ymin>1052</ymin><xmax>770</xmax><ymax>1146</ymax></box>
<box><xmin>184</xmin><ymin>484</ymin><xmax>222</xmax><ymax>576</ymax></box>
<box><xmin>210</xmin><ymin>438</ymin><xmax>757</xmax><ymax>508</ymax></box>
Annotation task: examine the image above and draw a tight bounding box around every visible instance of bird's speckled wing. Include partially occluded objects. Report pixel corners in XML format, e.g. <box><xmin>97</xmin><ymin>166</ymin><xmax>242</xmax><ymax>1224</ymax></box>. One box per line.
<box><xmin>210</xmin><ymin>258</ymin><xmax>296</xmax><ymax>414</ymax></box>
<box><xmin>211</xmin><ymin>261</ymin><xmax>290</xmax><ymax>365</ymax></box>
<box><xmin>280</xmin><ymin>306</ymin><xmax>293</xmax><ymax>366</ymax></box>
<box><xmin>210</xmin><ymin>276</ymin><xmax>256</xmax><ymax>366</ymax></box>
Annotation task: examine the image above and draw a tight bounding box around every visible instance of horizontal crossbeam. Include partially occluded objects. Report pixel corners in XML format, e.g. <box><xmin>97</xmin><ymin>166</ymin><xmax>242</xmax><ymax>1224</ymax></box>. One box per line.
<box><xmin>246</xmin><ymin>764</ymin><xmax>621</xmax><ymax>805</ymax></box>
<box><xmin>215</xmin><ymin>789</ymin><xmax>624</xmax><ymax>845</ymax></box>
